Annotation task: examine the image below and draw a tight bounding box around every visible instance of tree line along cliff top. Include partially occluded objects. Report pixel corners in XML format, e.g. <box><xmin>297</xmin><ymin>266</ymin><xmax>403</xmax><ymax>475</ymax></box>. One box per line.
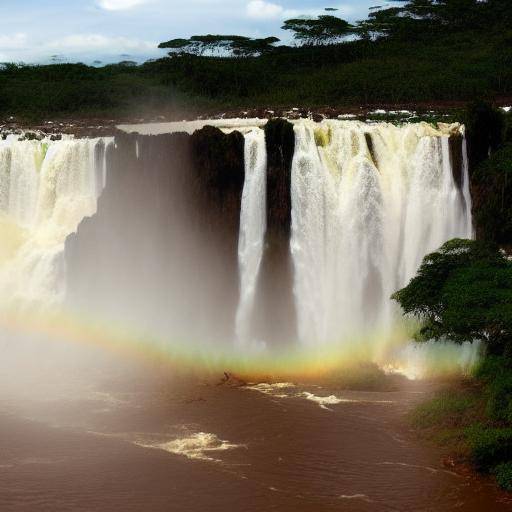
<box><xmin>0</xmin><ymin>0</ymin><xmax>510</xmax><ymax>121</ymax></box>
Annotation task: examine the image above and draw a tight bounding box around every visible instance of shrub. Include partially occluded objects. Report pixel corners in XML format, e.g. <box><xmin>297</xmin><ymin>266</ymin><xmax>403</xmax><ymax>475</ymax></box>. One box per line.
<box><xmin>410</xmin><ymin>391</ymin><xmax>475</xmax><ymax>429</ymax></box>
<box><xmin>475</xmin><ymin>356</ymin><xmax>512</xmax><ymax>422</ymax></box>
<box><xmin>465</xmin><ymin>424</ymin><xmax>512</xmax><ymax>471</ymax></box>
<box><xmin>494</xmin><ymin>462</ymin><xmax>512</xmax><ymax>491</ymax></box>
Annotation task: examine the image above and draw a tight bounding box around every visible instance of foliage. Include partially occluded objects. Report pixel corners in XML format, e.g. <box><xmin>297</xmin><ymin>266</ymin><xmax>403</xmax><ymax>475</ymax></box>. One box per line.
<box><xmin>360</xmin><ymin>0</ymin><xmax>511</xmax><ymax>40</ymax></box>
<box><xmin>282</xmin><ymin>15</ymin><xmax>354</xmax><ymax>46</ymax></box>
<box><xmin>158</xmin><ymin>35</ymin><xmax>280</xmax><ymax>57</ymax></box>
<box><xmin>411</xmin><ymin>358</ymin><xmax>512</xmax><ymax>489</ymax></box>
<box><xmin>465</xmin><ymin>424</ymin><xmax>512</xmax><ymax>471</ymax></box>
<box><xmin>475</xmin><ymin>356</ymin><xmax>512</xmax><ymax>423</ymax></box>
<box><xmin>410</xmin><ymin>390</ymin><xmax>475</xmax><ymax>429</ymax></box>
<box><xmin>392</xmin><ymin>239</ymin><xmax>512</xmax><ymax>354</ymax></box>
<box><xmin>494</xmin><ymin>462</ymin><xmax>512</xmax><ymax>491</ymax></box>
<box><xmin>1</xmin><ymin>1</ymin><xmax>511</xmax><ymax>119</ymax></box>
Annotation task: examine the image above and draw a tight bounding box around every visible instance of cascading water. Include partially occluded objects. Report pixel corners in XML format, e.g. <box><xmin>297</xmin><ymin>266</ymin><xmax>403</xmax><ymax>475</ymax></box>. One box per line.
<box><xmin>235</xmin><ymin>128</ymin><xmax>267</xmax><ymax>349</ymax></box>
<box><xmin>290</xmin><ymin>120</ymin><xmax>473</xmax><ymax>348</ymax></box>
<box><xmin>0</xmin><ymin>136</ymin><xmax>111</xmax><ymax>311</ymax></box>
<box><xmin>0</xmin><ymin>120</ymin><xmax>477</xmax><ymax>376</ymax></box>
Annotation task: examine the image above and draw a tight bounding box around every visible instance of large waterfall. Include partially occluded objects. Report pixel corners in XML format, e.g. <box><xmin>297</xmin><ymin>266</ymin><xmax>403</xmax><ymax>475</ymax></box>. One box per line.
<box><xmin>0</xmin><ymin>136</ymin><xmax>111</xmax><ymax>311</ymax></box>
<box><xmin>289</xmin><ymin>121</ymin><xmax>472</xmax><ymax>347</ymax></box>
<box><xmin>0</xmin><ymin>120</ymin><xmax>475</xmax><ymax>375</ymax></box>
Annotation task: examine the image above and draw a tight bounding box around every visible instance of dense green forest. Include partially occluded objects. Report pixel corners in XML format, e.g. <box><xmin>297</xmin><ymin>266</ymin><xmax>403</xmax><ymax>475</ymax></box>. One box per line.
<box><xmin>0</xmin><ymin>0</ymin><xmax>510</xmax><ymax>120</ymax></box>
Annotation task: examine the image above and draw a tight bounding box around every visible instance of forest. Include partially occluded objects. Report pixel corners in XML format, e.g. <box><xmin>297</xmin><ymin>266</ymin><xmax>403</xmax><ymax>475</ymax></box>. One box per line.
<box><xmin>0</xmin><ymin>0</ymin><xmax>510</xmax><ymax>120</ymax></box>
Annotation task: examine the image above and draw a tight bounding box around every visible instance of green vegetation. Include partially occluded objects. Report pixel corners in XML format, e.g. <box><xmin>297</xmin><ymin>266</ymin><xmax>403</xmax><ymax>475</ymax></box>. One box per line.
<box><xmin>411</xmin><ymin>390</ymin><xmax>476</xmax><ymax>430</ymax></box>
<box><xmin>495</xmin><ymin>463</ymin><xmax>512</xmax><ymax>491</ymax></box>
<box><xmin>0</xmin><ymin>62</ymin><xmax>215</xmax><ymax>121</ymax></box>
<box><xmin>392</xmin><ymin>239</ymin><xmax>512</xmax><ymax>354</ymax></box>
<box><xmin>395</xmin><ymin>239</ymin><xmax>512</xmax><ymax>489</ymax></box>
<box><xmin>158</xmin><ymin>35</ymin><xmax>280</xmax><ymax>57</ymax></box>
<box><xmin>409</xmin><ymin>359</ymin><xmax>512</xmax><ymax>490</ymax></box>
<box><xmin>0</xmin><ymin>1</ymin><xmax>511</xmax><ymax>120</ymax></box>
<box><xmin>281</xmin><ymin>15</ymin><xmax>354</xmax><ymax>46</ymax></box>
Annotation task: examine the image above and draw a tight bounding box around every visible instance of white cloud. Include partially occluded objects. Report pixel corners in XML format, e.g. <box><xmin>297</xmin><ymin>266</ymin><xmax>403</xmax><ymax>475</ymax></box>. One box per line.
<box><xmin>47</xmin><ymin>34</ymin><xmax>156</xmax><ymax>53</ymax></box>
<box><xmin>246</xmin><ymin>2</ymin><xmax>356</xmax><ymax>22</ymax></box>
<box><xmin>246</xmin><ymin>0</ymin><xmax>284</xmax><ymax>20</ymax></box>
<box><xmin>0</xmin><ymin>32</ymin><xmax>158</xmax><ymax>63</ymax></box>
<box><xmin>0</xmin><ymin>33</ymin><xmax>28</xmax><ymax>50</ymax></box>
<box><xmin>97</xmin><ymin>0</ymin><xmax>150</xmax><ymax>11</ymax></box>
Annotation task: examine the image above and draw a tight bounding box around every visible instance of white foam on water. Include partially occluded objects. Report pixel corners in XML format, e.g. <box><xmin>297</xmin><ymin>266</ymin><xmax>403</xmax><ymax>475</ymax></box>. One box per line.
<box><xmin>298</xmin><ymin>392</ymin><xmax>352</xmax><ymax>410</ymax></box>
<box><xmin>245</xmin><ymin>382</ymin><xmax>296</xmax><ymax>397</ymax></box>
<box><xmin>339</xmin><ymin>494</ymin><xmax>373</xmax><ymax>502</ymax></box>
<box><xmin>137</xmin><ymin>432</ymin><xmax>244</xmax><ymax>462</ymax></box>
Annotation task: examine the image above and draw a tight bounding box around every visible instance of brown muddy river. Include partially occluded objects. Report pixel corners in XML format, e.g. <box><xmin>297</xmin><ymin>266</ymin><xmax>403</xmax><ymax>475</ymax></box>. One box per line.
<box><xmin>0</xmin><ymin>340</ymin><xmax>510</xmax><ymax>512</ymax></box>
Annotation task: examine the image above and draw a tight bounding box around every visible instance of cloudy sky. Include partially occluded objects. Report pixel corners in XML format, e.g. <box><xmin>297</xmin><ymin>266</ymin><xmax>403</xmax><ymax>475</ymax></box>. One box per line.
<box><xmin>0</xmin><ymin>0</ymin><xmax>387</xmax><ymax>64</ymax></box>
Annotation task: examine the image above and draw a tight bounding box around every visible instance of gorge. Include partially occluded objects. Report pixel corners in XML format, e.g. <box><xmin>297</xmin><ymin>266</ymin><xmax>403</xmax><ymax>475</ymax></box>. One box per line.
<box><xmin>0</xmin><ymin>119</ymin><xmax>477</xmax><ymax>376</ymax></box>
<box><xmin>2</xmin><ymin>118</ymin><xmax>510</xmax><ymax>512</ymax></box>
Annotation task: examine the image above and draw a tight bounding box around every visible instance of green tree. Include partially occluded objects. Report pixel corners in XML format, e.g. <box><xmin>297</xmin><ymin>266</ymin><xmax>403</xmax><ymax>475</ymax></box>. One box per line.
<box><xmin>358</xmin><ymin>0</ymin><xmax>505</xmax><ymax>40</ymax></box>
<box><xmin>392</xmin><ymin>239</ymin><xmax>512</xmax><ymax>355</ymax></box>
<box><xmin>282</xmin><ymin>15</ymin><xmax>354</xmax><ymax>46</ymax></box>
<box><xmin>158</xmin><ymin>35</ymin><xmax>279</xmax><ymax>57</ymax></box>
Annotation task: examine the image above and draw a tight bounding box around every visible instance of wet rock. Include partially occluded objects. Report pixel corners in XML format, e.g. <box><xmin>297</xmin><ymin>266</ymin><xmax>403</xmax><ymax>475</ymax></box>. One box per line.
<box><xmin>251</xmin><ymin>119</ymin><xmax>297</xmax><ymax>345</ymax></box>
<box><xmin>449</xmin><ymin>133</ymin><xmax>464</xmax><ymax>190</ymax></box>
<box><xmin>66</xmin><ymin>127</ymin><xmax>245</xmax><ymax>343</ymax></box>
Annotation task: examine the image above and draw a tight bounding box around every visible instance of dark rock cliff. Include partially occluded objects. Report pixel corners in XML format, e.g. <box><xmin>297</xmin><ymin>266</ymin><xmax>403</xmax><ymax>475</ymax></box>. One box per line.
<box><xmin>251</xmin><ymin>119</ymin><xmax>297</xmax><ymax>345</ymax></box>
<box><xmin>66</xmin><ymin>127</ymin><xmax>245</xmax><ymax>343</ymax></box>
<box><xmin>465</xmin><ymin>104</ymin><xmax>511</xmax><ymax>245</ymax></box>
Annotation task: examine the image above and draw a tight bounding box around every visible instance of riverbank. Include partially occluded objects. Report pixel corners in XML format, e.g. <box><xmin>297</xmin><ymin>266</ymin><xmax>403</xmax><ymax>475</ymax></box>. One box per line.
<box><xmin>410</xmin><ymin>357</ymin><xmax>512</xmax><ymax>495</ymax></box>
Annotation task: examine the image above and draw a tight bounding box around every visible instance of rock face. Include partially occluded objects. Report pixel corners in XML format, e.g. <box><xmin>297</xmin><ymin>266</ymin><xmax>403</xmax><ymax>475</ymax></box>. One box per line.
<box><xmin>465</xmin><ymin>104</ymin><xmax>510</xmax><ymax>244</ymax></box>
<box><xmin>65</xmin><ymin>127</ymin><xmax>245</xmax><ymax>343</ymax></box>
<box><xmin>449</xmin><ymin>132</ymin><xmax>464</xmax><ymax>190</ymax></box>
<box><xmin>251</xmin><ymin>119</ymin><xmax>297</xmax><ymax>345</ymax></box>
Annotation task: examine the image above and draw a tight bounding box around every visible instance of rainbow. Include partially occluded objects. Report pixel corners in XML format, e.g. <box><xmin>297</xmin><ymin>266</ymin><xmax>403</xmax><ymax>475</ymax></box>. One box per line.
<box><xmin>0</xmin><ymin>307</ymin><xmax>479</xmax><ymax>382</ymax></box>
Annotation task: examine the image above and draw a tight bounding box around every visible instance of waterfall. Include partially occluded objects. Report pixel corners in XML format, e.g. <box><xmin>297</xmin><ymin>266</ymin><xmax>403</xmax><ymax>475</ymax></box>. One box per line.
<box><xmin>0</xmin><ymin>136</ymin><xmax>111</xmax><ymax>310</ymax></box>
<box><xmin>290</xmin><ymin>120</ymin><xmax>472</xmax><ymax>347</ymax></box>
<box><xmin>235</xmin><ymin>128</ymin><xmax>267</xmax><ymax>349</ymax></box>
<box><xmin>0</xmin><ymin>120</ymin><xmax>475</xmax><ymax>369</ymax></box>
<box><xmin>462</xmin><ymin>132</ymin><xmax>474</xmax><ymax>237</ymax></box>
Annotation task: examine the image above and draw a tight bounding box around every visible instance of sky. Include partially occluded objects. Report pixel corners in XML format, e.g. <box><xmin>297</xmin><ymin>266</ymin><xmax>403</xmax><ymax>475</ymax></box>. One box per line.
<box><xmin>0</xmin><ymin>0</ymin><xmax>388</xmax><ymax>65</ymax></box>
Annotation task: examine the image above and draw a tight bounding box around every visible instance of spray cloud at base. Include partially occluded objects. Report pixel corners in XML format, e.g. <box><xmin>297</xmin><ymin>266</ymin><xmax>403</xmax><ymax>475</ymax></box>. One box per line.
<box><xmin>0</xmin><ymin>120</ymin><xmax>481</xmax><ymax>381</ymax></box>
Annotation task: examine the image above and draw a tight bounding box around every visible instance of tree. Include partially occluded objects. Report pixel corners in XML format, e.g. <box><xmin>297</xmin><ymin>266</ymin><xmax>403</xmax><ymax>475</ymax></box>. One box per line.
<box><xmin>231</xmin><ymin>37</ymin><xmax>280</xmax><ymax>57</ymax></box>
<box><xmin>282</xmin><ymin>15</ymin><xmax>354</xmax><ymax>46</ymax></box>
<box><xmin>158</xmin><ymin>35</ymin><xmax>279</xmax><ymax>57</ymax></box>
<box><xmin>357</xmin><ymin>0</ymin><xmax>496</xmax><ymax>40</ymax></box>
<box><xmin>392</xmin><ymin>239</ymin><xmax>512</xmax><ymax>355</ymax></box>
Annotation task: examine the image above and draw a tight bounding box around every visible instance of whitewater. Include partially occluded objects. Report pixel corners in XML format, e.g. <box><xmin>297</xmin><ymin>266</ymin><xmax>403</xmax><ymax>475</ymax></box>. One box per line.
<box><xmin>0</xmin><ymin>120</ymin><xmax>477</xmax><ymax>376</ymax></box>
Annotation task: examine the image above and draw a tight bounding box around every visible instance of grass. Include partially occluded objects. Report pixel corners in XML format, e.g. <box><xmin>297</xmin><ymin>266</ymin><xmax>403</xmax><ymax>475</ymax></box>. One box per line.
<box><xmin>411</xmin><ymin>357</ymin><xmax>512</xmax><ymax>491</ymax></box>
<box><xmin>410</xmin><ymin>389</ymin><xmax>477</xmax><ymax>429</ymax></box>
